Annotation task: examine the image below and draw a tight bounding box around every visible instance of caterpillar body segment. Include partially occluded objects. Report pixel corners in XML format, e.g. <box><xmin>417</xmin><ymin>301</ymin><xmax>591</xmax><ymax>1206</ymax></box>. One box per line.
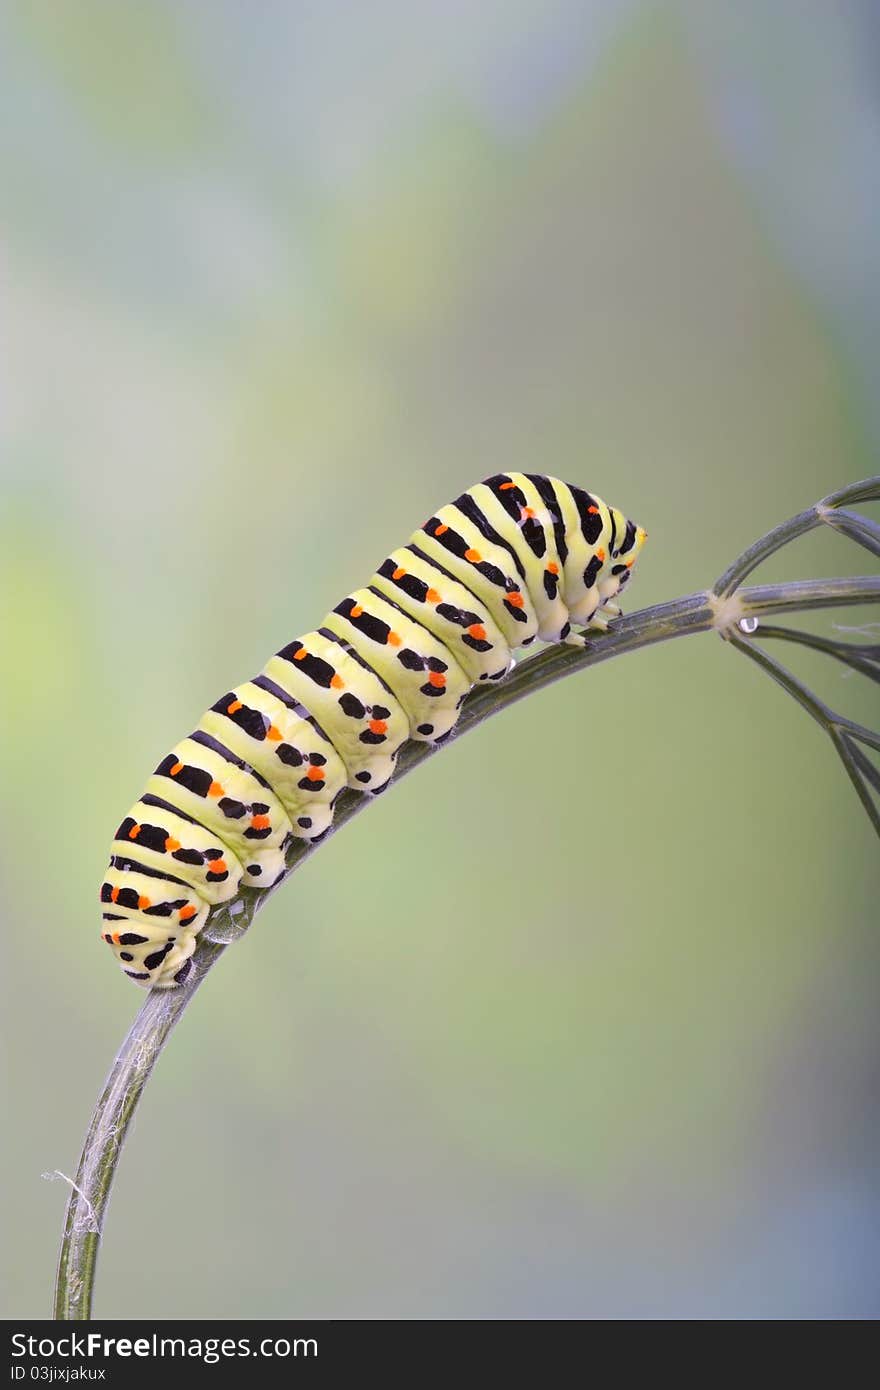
<box><xmin>111</xmin><ymin>800</ymin><xmax>245</xmax><ymax>905</ymax></box>
<box><xmin>323</xmin><ymin>589</ymin><xmax>471</xmax><ymax>745</ymax></box>
<box><xmin>100</xmin><ymin>474</ymin><xmax>647</xmax><ymax>988</ymax></box>
<box><xmin>372</xmin><ymin>548</ymin><xmax>512</xmax><ymax>684</ymax></box>
<box><xmin>415</xmin><ymin>508</ymin><xmax>541</xmax><ymax>648</ymax></box>
<box><xmin>200</xmin><ymin>682</ymin><xmax>346</xmax><ymax>841</ymax></box>
<box><xmin>146</xmin><ymin>735</ymin><xmax>290</xmax><ymax>875</ymax></box>
<box><xmin>263</xmin><ymin>632</ymin><xmax>410</xmax><ymax>791</ymax></box>
<box><xmin>461</xmin><ymin>477</ymin><xmax>571</xmax><ymax>642</ymax></box>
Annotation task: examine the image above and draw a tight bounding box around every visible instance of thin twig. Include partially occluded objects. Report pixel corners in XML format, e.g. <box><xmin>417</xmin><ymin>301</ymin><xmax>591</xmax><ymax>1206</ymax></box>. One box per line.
<box><xmin>727</xmin><ymin>622</ymin><xmax>880</xmax><ymax>835</ymax></box>
<box><xmin>724</xmin><ymin>628</ymin><xmax>837</xmax><ymax>727</ymax></box>
<box><xmin>830</xmin><ymin>732</ymin><xmax>880</xmax><ymax>838</ymax></box>
<box><xmin>713</xmin><ymin>475</ymin><xmax>880</xmax><ymax>597</ymax></box>
<box><xmin>843</xmin><ymin>736</ymin><xmax>880</xmax><ymax>796</ymax></box>
<box><xmin>755</xmin><ymin>624</ymin><xmax>880</xmax><ymax>681</ymax></box>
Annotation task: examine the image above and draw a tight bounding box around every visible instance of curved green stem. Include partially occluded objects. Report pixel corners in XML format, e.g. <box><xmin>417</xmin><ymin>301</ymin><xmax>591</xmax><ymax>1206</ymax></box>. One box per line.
<box><xmin>52</xmin><ymin>573</ymin><xmax>880</xmax><ymax>1320</ymax></box>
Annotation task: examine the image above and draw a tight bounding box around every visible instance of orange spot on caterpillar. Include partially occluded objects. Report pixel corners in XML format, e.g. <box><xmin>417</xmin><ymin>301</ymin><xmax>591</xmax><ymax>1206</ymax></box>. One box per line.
<box><xmin>392</xmin><ymin>567</ymin><xmax>406</xmax><ymax>580</ymax></box>
<box><xmin>507</xmin><ymin>591</ymin><xmax>524</xmax><ymax>608</ymax></box>
<box><xmin>165</xmin><ymin>836</ymin><xmax>181</xmax><ymax>852</ymax></box>
<box><xmin>467</xmin><ymin>624</ymin><xmax>487</xmax><ymax>640</ymax></box>
<box><xmin>351</xmin><ymin>604</ymin><xmax>364</xmax><ymax>618</ymax></box>
<box><xmin>588</xmin><ymin>505</ymin><xmax>600</xmax><ymax>515</ymax></box>
<box><xmin>170</xmin><ymin>761</ymin><xmax>183</xmax><ymax>776</ymax></box>
<box><xmin>211</xmin><ymin>859</ymin><xmax>228</xmax><ymax>875</ymax></box>
<box><xmin>110</xmin><ymin>887</ymin><xmax>120</xmax><ymax>904</ymax></box>
<box><xmin>266</xmin><ymin>724</ymin><xmax>282</xmax><ymax>741</ymax></box>
<box><xmin>227</xmin><ymin>700</ymin><xmax>243</xmax><ymax>714</ymax></box>
<box><xmin>306</xmin><ymin>766</ymin><xmax>325</xmax><ymax>783</ymax></box>
<box><xmin>464</xmin><ymin>548</ymin><xmax>482</xmax><ymax>563</ymax></box>
<box><xmin>128</xmin><ymin>824</ymin><xmax>141</xmax><ymax>839</ymax></box>
<box><xmin>251</xmin><ymin>814</ymin><xmax>270</xmax><ymax>830</ymax></box>
<box><xmin>330</xmin><ymin>674</ymin><xmax>344</xmax><ymax>689</ymax></box>
<box><xmin>112</xmin><ymin>932</ymin><xmax>120</xmax><ymax>944</ymax></box>
<box><xmin>208</xmin><ymin>781</ymin><xmax>224</xmax><ymax>798</ymax></box>
<box><xmin>387</xmin><ymin>631</ymin><xmax>402</xmax><ymax>647</ymax></box>
<box><xmin>499</xmin><ymin>481</ymin><xmax>516</xmax><ymax>490</ymax></box>
<box><xmin>428</xmin><ymin>671</ymin><xmax>446</xmax><ymax>688</ymax></box>
<box><xmin>179</xmin><ymin>904</ymin><xmax>197</xmax><ymax>923</ymax></box>
<box><xmin>596</xmin><ymin>548</ymin><xmax>606</xmax><ymax>562</ymax></box>
<box><xmin>434</xmin><ymin>524</ymin><xmax>448</xmax><ymax>536</ymax></box>
<box><xmin>522</xmin><ymin>507</ymin><xmax>535</xmax><ymax>519</ymax></box>
<box><xmin>625</xmin><ymin>559</ymin><xmax>635</xmax><ymax>569</ymax></box>
<box><xmin>369</xmin><ymin>719</ymin><xmax>387</xmax><ymax>735</ymax></box>
<box><xmin>425</xmin><ymin>588</ymin><xmax>440</xmax><ymax>604</ymax></box>
<box><xmin>547</xmin><ymin>562</ymin><xmax>559</xmax><ymax>575</ymax></box>
<box><xmin>138</xmin><ymin>895</ymin><xmax>151</xmax><ymax>911</ymax></box>
<box><xmin>293</xmin><ymin>648</ymin><xmax>307</xmax><ymax>661</ymax></box>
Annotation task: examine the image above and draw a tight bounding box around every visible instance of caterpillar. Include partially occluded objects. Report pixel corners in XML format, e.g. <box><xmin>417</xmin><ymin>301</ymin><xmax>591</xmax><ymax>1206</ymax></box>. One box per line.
<box><xmin>100</xmin><ymin>474</ymin><xmax>647</xmax><ymax>988</ymax></box>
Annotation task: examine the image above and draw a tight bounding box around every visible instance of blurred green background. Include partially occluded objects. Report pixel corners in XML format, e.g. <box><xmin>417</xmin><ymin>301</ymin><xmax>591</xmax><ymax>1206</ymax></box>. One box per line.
<box><xmin>1</xmin><ymin>0</ymin><xmax>878</xmax><ymax>1319</ymax></box>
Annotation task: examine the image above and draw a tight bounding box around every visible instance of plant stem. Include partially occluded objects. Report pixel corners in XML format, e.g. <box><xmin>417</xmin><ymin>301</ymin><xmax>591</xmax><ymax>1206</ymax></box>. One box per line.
<box><xmin>52</xmin><ymin>573</ymin><xmax>879</xmax><ymax>1320</ymax></box>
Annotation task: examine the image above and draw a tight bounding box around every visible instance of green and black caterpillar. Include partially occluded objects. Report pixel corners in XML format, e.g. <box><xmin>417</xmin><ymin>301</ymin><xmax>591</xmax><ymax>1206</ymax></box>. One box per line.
<box><xmin>100</xmin><ymin>474</ymin><xmax>647</xmax><ymax>988</ymax></box>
